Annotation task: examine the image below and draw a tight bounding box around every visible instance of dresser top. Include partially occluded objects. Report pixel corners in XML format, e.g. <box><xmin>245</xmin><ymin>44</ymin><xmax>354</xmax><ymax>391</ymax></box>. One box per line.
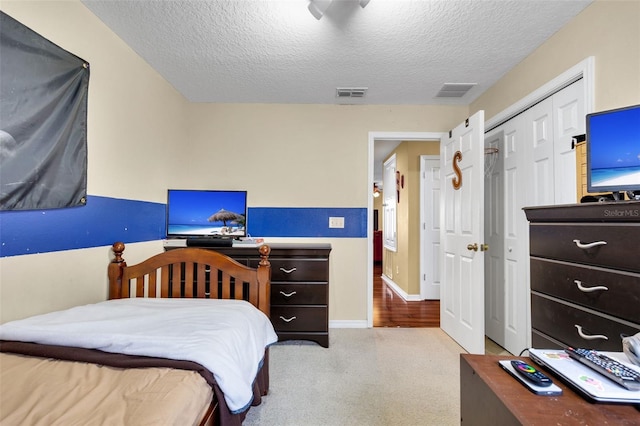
<box><xmin>524</xmin><ymin>201</ymin><xmax>640</xmax><ymax>223</ymax></box>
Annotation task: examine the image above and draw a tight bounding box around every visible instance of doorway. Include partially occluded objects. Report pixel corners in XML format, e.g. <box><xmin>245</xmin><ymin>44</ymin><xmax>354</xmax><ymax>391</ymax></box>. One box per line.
<box><xmin>368</xmin><ymin>132</ymin><xmax>444</xmax><ymax>328</ymax></box>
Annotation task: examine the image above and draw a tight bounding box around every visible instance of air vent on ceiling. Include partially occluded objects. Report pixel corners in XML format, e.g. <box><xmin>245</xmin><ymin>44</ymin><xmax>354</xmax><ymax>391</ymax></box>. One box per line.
<box><xmin>435</xmin><ymin>83</ymin><xmax>477</xmax><ymax>98</ymax></box>
<box><xmin>336</xmin><ymin>87</ymin><xmax>367</xmax><ymax>98</ymax></box>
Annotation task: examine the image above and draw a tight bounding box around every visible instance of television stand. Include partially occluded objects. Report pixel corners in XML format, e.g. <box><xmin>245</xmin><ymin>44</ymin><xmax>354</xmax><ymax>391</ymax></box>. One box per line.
<box><xmin>612</xmin><ymin>191</ymin><xmax>625</xmax><ymax>201</ymax></box>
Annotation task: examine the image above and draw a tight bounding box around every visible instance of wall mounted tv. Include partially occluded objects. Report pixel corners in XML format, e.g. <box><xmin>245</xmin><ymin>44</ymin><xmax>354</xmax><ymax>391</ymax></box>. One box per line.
<box><xmin>166</xmin><ymin>189</ymin><xmax>247</xmax><ymax>238</ymax></box>
<box><xmin>587</xmin><ymin>104</ymin><xmax>640</xmax><ymax>199</ymax></box>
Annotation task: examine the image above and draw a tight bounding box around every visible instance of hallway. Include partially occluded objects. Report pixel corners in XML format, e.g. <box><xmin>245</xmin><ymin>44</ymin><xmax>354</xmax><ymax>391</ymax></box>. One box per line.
<box><xmin>372</xmin><ymin>264</ymin><xmax>511</xmax><ymax>355</ymax></box>
<box><xmin>372</xmin><ymin>263</ymin><xmax>440</xmax><ymax>327</ymax></box>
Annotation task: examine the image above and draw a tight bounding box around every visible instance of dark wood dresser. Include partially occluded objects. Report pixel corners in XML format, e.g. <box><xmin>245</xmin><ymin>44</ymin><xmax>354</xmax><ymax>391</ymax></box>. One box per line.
<box><xmin>524</xmin><ymin>202</ymin><xmax>640</xmax><ymax>351</ymax></box>
<box><xmin>167</xmin><ymin>242</ymin><xmax>332</xmax><ymax>347</ymax></box>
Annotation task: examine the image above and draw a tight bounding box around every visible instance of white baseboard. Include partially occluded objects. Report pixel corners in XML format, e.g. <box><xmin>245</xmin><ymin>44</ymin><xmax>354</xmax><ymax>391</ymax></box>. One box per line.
<box><xmin>329</xmin><ymin>320</ymin><xmax>368</xmax><ymax>328</ymax></box>
<box><xmin>380</xmin><ymin>274</ymin><xmax>422</xmax><ymax>301</ymax></box>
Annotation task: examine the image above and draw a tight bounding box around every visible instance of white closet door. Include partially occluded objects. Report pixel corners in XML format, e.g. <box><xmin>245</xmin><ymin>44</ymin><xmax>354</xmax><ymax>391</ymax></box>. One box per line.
<box><xmin>485</xmin><ymin>79</ymin><xmax>584</xmax><ymax>355</ymax></box>
<box><xmin>553</xmin><ymin>79</ymin><xmax>584</xmax><ymax>204</ymax></box>
<box><xmin>502</xmin><ymin>115</ymin><xmax>529</xmax><ymax>355</ymax></box>
<box><xmin>528</xmin><ymin>99</ymin><xmax>555</xmax><ymax>207</ymax></box>
<box><xmin>484</xmin><ymin>130</ymin><xmax>505</xmax><ymax>344</ymax></box>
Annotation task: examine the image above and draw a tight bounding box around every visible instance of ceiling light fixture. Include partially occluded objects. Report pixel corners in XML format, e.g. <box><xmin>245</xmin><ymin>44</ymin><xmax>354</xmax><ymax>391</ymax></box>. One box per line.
<box><xmin>373</xmin><ymin>183</ymin><xmax>381</xmax><ymax>198</ymax></box>
<box><xmin>308</xmin><ymin>0</ymin><xmax>333</xmax><ymax>20</ymax></box>
<box><xmin>308</xmin><ymin>0</ymin><xmax>370</xmax><ymax>20</ymax></box>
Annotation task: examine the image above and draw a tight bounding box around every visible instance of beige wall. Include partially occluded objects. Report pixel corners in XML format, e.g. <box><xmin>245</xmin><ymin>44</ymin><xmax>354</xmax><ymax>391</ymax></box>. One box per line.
<box><xmin>472</xmin><ymin>0</ymin><xmax>640</xmax><ymax>118</ymax></box>
<box><xmin>0</xmin><ymin>0</ymin><xmax>185</xmax><ymax>322</ymax></box>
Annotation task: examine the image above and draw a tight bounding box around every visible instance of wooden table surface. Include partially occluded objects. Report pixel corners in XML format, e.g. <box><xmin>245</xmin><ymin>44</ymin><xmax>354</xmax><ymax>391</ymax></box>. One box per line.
<box><xmin>460</xmin><ymin>354</ymin><xmax>640</xmax><ymax>425</ymax></box>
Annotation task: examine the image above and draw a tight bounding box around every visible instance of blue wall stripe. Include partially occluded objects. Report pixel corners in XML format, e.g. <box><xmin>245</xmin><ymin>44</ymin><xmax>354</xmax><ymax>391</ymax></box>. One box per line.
<box><xmin>0</xmin><ymin>199</ymin><xmax>367</xmax><ymax>257</ymax></box>
<box><xmin>248</xmin><ymin>207</ymin><xmax>367</xmax><ymax>238</ymax></box>
<box><xmin>0</xmin><ymin>195</ymin><xmax>165</xmax><ymax>257</ymax></box>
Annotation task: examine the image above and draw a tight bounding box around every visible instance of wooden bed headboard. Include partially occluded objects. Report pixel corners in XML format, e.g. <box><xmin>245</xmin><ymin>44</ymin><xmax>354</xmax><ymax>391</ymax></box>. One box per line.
<box><xmin>108</xmin><ymin>242</ymin><xmax>272</xmax><ymax>316</ymax></box>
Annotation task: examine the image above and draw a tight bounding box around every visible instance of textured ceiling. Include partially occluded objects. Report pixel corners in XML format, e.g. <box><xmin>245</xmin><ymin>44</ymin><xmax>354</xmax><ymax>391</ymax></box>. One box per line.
<box><xmin>81</xmin><ymin>0</ymin><xmax>593</xmax><ymax>105</ymax></box>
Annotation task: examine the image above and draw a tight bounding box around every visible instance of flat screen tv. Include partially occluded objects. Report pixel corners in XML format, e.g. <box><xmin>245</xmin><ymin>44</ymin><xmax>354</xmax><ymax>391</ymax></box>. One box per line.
<box><xmin>587</xmin><ymin>104</ymin><xmax>640</xmax><ymax>199</ymax></box>
<box><xmin>166</xmin><ymin>189</ymin><xmax>247</xmax><ymax>238</ymax></box>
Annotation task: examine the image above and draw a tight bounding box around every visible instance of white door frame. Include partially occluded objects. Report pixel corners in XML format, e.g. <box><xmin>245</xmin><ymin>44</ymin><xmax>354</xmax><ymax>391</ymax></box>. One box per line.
<box><xmin>367</xmin><ymin>132</ymin><xmax>445</xmax><ymax>328</ymax></box>
<box><xmin>485</xmin><ymin>57</ymin><xmax>594</xmax><ymax>130</ymax></box>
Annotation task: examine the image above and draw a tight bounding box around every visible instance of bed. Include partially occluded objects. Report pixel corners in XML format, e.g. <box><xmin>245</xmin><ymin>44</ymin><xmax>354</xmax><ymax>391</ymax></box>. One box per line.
<box><xmin>0</xmin><ymin>241</ymin><xmax>276</xmax><ymax>426</ymax></box>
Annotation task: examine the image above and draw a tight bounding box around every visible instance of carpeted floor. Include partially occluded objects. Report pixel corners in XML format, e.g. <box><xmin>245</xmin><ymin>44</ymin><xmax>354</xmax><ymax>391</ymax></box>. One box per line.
<box><xmin>243</xmin><ymin>328</ymin><xmax>466</xmax><ymax>426</ymax></box>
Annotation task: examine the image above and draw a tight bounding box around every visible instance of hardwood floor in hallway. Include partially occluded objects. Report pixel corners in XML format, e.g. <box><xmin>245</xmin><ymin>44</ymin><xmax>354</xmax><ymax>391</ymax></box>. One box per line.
<box><xmin>373</xmin><ymin>263</ymin><xmax>440</xmax><ymax>327</ymax></box>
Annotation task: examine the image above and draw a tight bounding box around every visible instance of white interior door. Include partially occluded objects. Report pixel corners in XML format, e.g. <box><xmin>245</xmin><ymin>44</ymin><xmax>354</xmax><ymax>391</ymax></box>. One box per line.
<box><xmin>440</xmin><ymin>111</ymin><xmax>485</xmax><ymax>354</ymax></box>
<box><xmin>552</xmin><ymin>80</ymin><xmax>584</xmax><ymax>204</ymax></box>
<box><xmin>484</xmin><ymin>131</ymin><xmax>505</xmax><ymax>345</ymax></box>
<box><xmin>420</xmin><ymin>156</ymin><xmax>440</xmax><ymax>299</ymax></box>
<box><xmin>501</xmin><ymin>116</ymin><xmax>528</xmax><ymax>355</ymax></box>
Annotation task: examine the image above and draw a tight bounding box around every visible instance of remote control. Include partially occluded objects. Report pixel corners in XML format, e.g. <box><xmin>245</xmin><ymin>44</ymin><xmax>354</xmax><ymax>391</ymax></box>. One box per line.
<box><xmin>565</xmin><ymin>347</ymin><xmax>640</xmax><ymax>391</ymax></box>
<box><xmin>510</xmin><ymin>360</ymin><xmax>553</xmax><ymax>387</ymax></box>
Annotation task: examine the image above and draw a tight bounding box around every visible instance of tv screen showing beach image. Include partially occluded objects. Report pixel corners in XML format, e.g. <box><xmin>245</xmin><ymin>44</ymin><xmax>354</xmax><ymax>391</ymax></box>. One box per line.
<box><xmin>167</xmin><ymin>190</ymin><xmax>247</xmax><ymax>237</ymax></box>
<box><xmin>588</xmin><ymin>105</ymin><xmax>640</xmax><ymax>191</ymax></box>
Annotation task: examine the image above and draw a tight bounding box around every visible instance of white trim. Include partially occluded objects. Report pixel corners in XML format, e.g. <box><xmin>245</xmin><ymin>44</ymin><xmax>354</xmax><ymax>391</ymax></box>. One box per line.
<box><xmin>381</xmin><ymin>274</ymin><xmax>423</xmax><ymax>301</ymax></box>
<box><xmin>367</xmin><ymin>132</ymin><xmax>445</xmax><ymax>328</ymax></box>
<box><xmin>485</xmin><ymin>56</ymin><xmax>595</xmax><ymax>131</ymax></box>
<box><xmin>329</xmin><ymin>320</ymin><xmax>368</xmax><ymax>328</ymax></box>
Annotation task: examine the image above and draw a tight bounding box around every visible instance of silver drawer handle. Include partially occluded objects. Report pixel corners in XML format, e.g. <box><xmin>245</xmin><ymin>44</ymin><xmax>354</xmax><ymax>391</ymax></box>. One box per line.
<box><xmin>279</xmin><ymin>316</ymin><xmax>297</xmax><ymax>323</ymax></box>
<box><xmin>574</xmin><ymin>280</ymin><xmax>608</xmax><ymax>293</ymax></box>
<box><xmin>280</xmin><ymin>267</ymin><xmax>297</xmax><ymax>274</ymax></box>
<box><xmin>279</xmin><ymin>291</ymin><xmax>297</xmax><ymax>298</ymax></box>
<box><xmin>575</xmin><ymin>324</ymin><xmax>608</xmax><ymax>341</ymax></box>
<box><xmin>572</xmin><ymin>239</ymin><xmax>607</xmax><ymax>250</ymax></box>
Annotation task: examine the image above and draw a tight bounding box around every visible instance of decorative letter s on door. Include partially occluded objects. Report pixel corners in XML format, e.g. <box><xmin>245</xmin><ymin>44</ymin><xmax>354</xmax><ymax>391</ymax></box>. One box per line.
<box><xmin>452</xmin><ymin>151</ymin><xmax>462</xmax><ymax>190</ymax></box>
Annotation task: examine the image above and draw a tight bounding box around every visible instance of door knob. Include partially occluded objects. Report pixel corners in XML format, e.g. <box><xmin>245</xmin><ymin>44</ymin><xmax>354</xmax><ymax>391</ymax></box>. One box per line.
<box><xmin>467</xmin><ymin>243</ymin><xmax>478</xmax><ymax>251</ymax></box>
<box><xmin>480</xmin><ymin>243</ymin><xmax>489</xmax><ymax>252</ymax></box>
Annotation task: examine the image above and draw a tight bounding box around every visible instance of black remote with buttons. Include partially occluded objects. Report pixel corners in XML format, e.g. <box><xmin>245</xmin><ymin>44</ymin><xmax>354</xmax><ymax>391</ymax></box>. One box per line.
<box><xmin>565</xmin><ymin>347</ymin><xmax>640</xmax><ymax>391</ymax></box>
<box><xmin>510</xmin><ymin>360</ymin><xmax>553</xmax><ymax>387</ymax></box>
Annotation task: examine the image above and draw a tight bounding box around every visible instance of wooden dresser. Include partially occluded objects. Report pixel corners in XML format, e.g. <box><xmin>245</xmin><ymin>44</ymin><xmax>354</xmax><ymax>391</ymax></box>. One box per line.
<box><xmin>460</xmin><ymin>354</ymin><xmax>640</xmax><ymax>425</ymax></box>
<box><xmin>524</xmin><ymin>202</ymin><xmax>640</xmax><ymax>351</ymax></box>
<box><xmin>168</xmin><ymin>243</ymin><xmax>332</xmax><ymax>347</ymax></box>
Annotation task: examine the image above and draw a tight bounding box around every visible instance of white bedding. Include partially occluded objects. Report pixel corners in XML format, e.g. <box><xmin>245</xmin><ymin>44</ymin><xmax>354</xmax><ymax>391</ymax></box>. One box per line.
<box><xmin>0</xmin><ymin>298</ymin><xmax>278</xmax><ymax>413</ymax></box>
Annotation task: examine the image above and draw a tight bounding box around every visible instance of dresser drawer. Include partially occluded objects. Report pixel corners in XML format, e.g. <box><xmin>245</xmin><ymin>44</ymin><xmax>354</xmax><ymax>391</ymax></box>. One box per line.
<box><xmin>271</xmin><ymin>306</ymin><xmax>328</xmax><ymax>332</ymax></box>
<box><xmin>531</xmin><ymin>294</ymin><xmax>640</xmax><ymax>352</ymax></box>
<box><xmin>271</xmin><ymin>283</ymin><xmax>327</xmax><ymax>305</ymax></box>
<box><xmin>531</xmin><ymin>329</ymin><xmax>564</xmax><ymax>350</ymax></box>
<box><xmin>529</xmin><ymin>223</ymin><xmax>640</xmax><ymax>272</ymax></box>
<box><xmin>530</xmin><ymin>258</ymin><xmax>640</xmax><ymax>324</ymax></box>
<box><xmin>250</xmin><ymin>258</ymin><xmax>328</xmax><ymax>281</ymax></box>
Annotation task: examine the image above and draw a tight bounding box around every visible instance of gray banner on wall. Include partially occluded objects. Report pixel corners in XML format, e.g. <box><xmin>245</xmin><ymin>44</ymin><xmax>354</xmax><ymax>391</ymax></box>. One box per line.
<box><xmin>0</xmin><ymin>11</ymin><xmax>89</xmax><ymax>211</ymax></box>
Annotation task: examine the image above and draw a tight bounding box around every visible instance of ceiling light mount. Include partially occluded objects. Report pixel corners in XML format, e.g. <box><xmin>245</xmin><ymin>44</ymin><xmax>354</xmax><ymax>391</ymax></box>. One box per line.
<box><xmin>308</xmin><ymin>0</ymin><xmax>370</xmax><ymax>20</ymax></box>
<box><xmin>308</xmin><ymin>0</ymin><xmax>333</xmax><ymax>20</ymax></box>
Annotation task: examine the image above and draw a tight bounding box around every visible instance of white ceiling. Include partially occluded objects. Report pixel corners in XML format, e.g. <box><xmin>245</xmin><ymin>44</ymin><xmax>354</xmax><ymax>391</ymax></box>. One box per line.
<box><xmin>80</xmin><ymin>0</ymin><xmax>593</xmax><ymax>185</ymax></box>
<box><xmin>82</xmin><ymin>0</ymin><xmax>592</xmax><ymax>106</ymax></box>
